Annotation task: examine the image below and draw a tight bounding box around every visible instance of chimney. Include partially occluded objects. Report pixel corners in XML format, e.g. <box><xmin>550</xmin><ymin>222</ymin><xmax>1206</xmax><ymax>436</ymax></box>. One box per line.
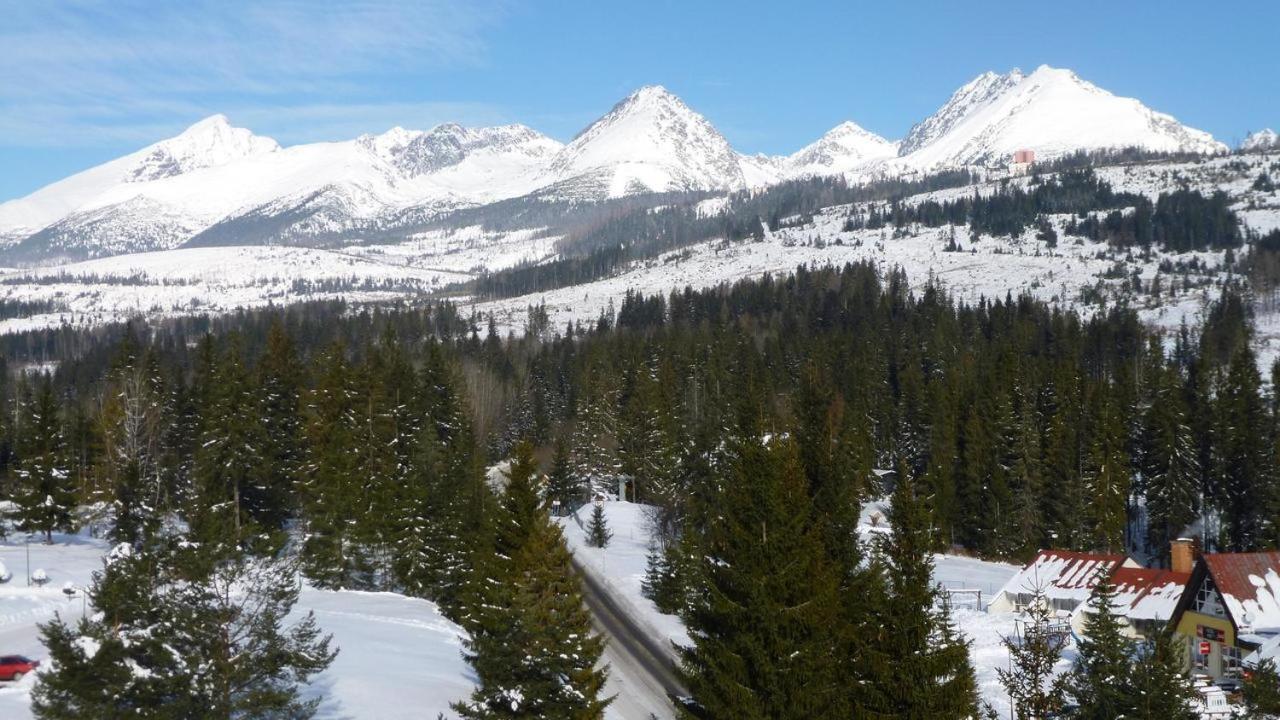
<box><xmin>1170</xmin><ymin>538</ymin><xmax>1199</xmax><ymax>574</ymax></box>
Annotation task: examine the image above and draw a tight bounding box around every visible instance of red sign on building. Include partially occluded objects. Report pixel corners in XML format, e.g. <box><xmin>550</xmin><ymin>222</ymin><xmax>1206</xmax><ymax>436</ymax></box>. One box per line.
<box><xmin>1199</xmin><ymin>641</ymin><xmax>1212</xmax><ymax>655</ymax></box>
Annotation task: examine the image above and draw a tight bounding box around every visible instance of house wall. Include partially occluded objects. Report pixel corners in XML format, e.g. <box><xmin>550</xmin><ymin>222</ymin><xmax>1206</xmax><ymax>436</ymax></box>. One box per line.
<box><xmin>1175</xmin><ymin>610</ymin><xmax>1236</xmax><ymax>678</ymax></box>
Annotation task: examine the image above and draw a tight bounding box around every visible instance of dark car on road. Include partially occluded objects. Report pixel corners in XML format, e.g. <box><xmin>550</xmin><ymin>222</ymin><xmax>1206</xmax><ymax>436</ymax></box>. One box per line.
<box><xmin>0</xmin><ymin>655</ymin><xmax>39</xmax><ymax>682</ymax></box>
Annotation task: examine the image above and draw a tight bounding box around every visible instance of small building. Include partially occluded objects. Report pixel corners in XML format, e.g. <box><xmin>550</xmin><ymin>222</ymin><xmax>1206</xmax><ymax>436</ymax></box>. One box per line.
<box><xmin>1169</xmin><ymin>550</ymin><xmax>1280</xmax><ymax>682</ymax></box>
<box><xmin>988</xmin><ymin>549</ymin><xmax>1137</xmax><ymax>615</ymax></box>
<box><xmin>1013</xmin><ymin>149</ymin><xmax>1036</xmax><ymax>164</ymax></box>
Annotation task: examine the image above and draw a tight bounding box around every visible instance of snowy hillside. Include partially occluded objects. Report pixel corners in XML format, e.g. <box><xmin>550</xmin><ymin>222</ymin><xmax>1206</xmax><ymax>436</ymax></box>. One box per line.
<box><xmin>895</xmin><ymin>65</ymin><xmax>1226</xmax><ymax>169</ymax></box>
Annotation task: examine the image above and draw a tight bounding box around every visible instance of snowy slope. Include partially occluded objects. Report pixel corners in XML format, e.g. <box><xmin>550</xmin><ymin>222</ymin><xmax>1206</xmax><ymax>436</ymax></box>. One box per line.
<box><xmin>897</xmin><ymin>65</ymin><xmax>1226</xmax><ymax>168</ymax></box>
<box><xmin>540</xmin><ymin>86</ymin><xmax>748</xmax><ymax>198</ymax></box>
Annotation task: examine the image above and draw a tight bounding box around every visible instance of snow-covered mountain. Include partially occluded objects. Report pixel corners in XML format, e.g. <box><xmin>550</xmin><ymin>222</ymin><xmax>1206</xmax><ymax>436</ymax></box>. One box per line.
<box><xmin>785</xmin><ymin>121</ymin><xmax>898</xmax><ymax>178</ymax></box>
<box><xmin>539</xmin><ymin>85</ymin><xmax>747</xmax><ymax>198</ymax></box>
<box><xmin>896</xmin><ymin>65</ymin><xmax>1226</xmax><ymax>168</ymax></box>
<box><xmin>1243</xmin><ymin>129</ymin><xmax>1280</xmax><ymax>152</ymax></box>
<box><xmin>0</xmin><ymin>69</ymin><xmax>1241</xmax><ymax>263</ymax></box>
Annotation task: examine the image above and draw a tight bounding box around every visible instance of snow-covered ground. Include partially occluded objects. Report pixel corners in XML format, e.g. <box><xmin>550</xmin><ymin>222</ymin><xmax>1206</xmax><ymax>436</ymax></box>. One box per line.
<box><xmin>0</xmin><ymin>532</ymin><xmax>474</xmax><ymax>719</ymax></box>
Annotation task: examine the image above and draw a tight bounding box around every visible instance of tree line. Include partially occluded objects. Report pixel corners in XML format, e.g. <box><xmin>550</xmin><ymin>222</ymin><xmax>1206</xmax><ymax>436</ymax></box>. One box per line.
<box><xmin>3</xmin><ymin>260</ymin><xmax>1280</xmax><ymax>716</ymax></box>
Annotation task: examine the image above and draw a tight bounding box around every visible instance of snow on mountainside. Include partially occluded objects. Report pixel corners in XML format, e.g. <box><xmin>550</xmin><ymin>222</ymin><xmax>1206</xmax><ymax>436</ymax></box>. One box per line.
<box><xmin>1243</xmin><ymin>128</ymin><xmax>1280</xmax><ymax>152</ymax></box>
<box><xmin>540</xmin><ymin>85</ymin><xmax>747</xmax><ymax>198</ymax></box>
<box><xmin>0</xmin><ymin>116</ymin><xmax>279</xmax><ymax>239</ymax></box>
<box><xmin>896</xmin><ymin>65</ymin><xmax>1226</xmax><ymax>168</ymax></box>
<box><xmin>0</xmin><ymin>69</ymin><xmax>1240</xmax><ymax>263</ymax></box>
<box><xmin>786</xmin><ymin>121</ymin><xmax>898</xmax><ymax>178</ymax></box>
<box><xmin>125</xmin><ymin>114</ymin><xmax>281</xmax><ymax>182</ymax></box>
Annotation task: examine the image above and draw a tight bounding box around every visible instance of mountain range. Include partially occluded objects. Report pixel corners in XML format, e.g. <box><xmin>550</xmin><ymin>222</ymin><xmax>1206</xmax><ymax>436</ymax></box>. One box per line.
<box><xmin>0</xmin><ymin>65</ymin><xmax>1239</xmax><ymax>263</ymax></box>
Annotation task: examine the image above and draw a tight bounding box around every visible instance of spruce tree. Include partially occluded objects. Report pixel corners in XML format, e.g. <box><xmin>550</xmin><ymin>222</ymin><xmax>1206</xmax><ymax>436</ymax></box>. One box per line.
<box><xmin>1245</xmin><ymin>658</ymin><xmax>1280</xmax><ymax>718</ymax></box>
<box><xmin>587</xmin><ymin>502</ymin><xmax>612</xmax><ymax>548</ymax></box>
<box><xmin>33</xmin><ymin>538</ymin><xmax>336</xmax><ymax>719</ymax></box>
<box><xmin>864</xmin><ymin>459</ymin><xmax>980</xmax><ymax>719</ymax></box>
<box><xmin>678</xmin><ymin>436</ymin><xmax>846</xmax><ymax>719</ymax></box>
<box><xmin>1127</xmin><ymin>632</ymin><xmax>1198</xmax><ymax>720</ymax></box>
<box><xmin>11</xmin><ymin>378</ymin><xmax>75</xmax><ymax>543</ymax></box>
<box><xmin>545</xmin><ymin>434</ymin><xmax>583</xmax><ymax>513</ymax></box>
<box><xmin>455</xmin><ymin>441</ymin><xmax>609</xmax><ymax>719</ymax></box>
<box><xmin>1058</xmin><ymin>575</ymin><xmax>1134</xmax><ymax>719</ymax></box>
<box><xmin>997</xmin><ymin>586</ymin><xmax>1066</xmax><ymax>720</ymax></box>
<box><xmin>1142</xmin><ymin>365</ymin><xmax>1199</xmax><ymax>558</ymax></box>
<box><xmin>1082</xmin><ymin>390</ymin><xmax>1130</xmax><ymax>553</ymax></box>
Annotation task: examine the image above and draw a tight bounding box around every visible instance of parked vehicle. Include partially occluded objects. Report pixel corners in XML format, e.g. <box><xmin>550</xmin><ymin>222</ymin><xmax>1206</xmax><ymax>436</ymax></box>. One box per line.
<box><xmin>0</xmin><ymin>655</ymin><xmax>39</xmax><ymax>682</ymax></box>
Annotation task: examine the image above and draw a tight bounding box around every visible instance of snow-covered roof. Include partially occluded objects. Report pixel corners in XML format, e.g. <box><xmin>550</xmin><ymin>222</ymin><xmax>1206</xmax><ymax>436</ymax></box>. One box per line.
<box><xmin>1244</xmin><ymin>633</ymin><xmax>1280</xmax><ymax>669</ymax></box>
<box><xmin>1077</xmin><ymin>567</ymin><xmax>1190</xmax><ymax>622</ymax></box>
<box><xmin>994</xmin><ymin>549</ymin><xmax>1129</xmax><ymax>605</ymax></box>
<box><xmin>1204</xmin><ymin>552</ymin><xmax>1280</xmax><ymax>634</ymax></box>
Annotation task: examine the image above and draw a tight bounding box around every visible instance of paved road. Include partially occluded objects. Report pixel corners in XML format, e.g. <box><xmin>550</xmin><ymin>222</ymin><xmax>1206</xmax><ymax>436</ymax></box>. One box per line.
<box><xmin>571</xmin><ymin>555</ymin><xmax>687</xmax><ymax>720</ymax></box>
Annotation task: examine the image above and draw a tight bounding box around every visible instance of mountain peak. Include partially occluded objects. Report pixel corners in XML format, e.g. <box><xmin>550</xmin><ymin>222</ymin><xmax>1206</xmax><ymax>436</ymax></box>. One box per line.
<box><xmin>126</xmin><ymin>115</ymin><xmax>279</xmax><ymax>183</ymax></box>
<box><xmin>898</xmin><ymin>66</ymin><xmax>1225</xmax><ymax>167</ymax></box>
<box><xmin>1243</xmin><ymin>128</ymin><xmax>1279</xmax><ymax>151</ymax></box>
<box><xmin>786</xmin><ymin>120</ymin><xmax>896</xmax><ymax>177</ymax></box>
<box><xmin>548</xmin><ymin>85</ymin><xmax>745</xmax><ymax>197</ymax></box>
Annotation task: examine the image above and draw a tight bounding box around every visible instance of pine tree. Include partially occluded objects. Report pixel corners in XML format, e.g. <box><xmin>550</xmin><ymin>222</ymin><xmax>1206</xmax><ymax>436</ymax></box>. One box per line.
<box><xmin>32</xmin><ymin>538</ymin><xmax>336</xmax><ymax>719</ymax></box>
<box><xmin>678</xmin><ymin>436</ymin><xmax>846</xmax><ymax>719</ymax></box>
<box><xmin>1212</xmin><ymin>344</ymin><xmax>1276</xmax><ymax>550</ymax></box>
<box><xmin>587</xmin><ymin>502</ymin><xmax>612</xmax><ymax>548</ymax></box>
<box><xmin>189</xmin><ymin>336</ymin><xmax>268</xmax><ymax>547</ymax></box>
<box><xmin>255</xmin><ymin>320</ymin><xmax>306</xmax><ymax>534</ymax></box>
<box><xmin>455</xmin><ymin>441</ymin><xmax>609</xmax><ymax>719</ymax></box>
<box><xmin>545</xmin><ymin>434</ymin><xmax>583</xmax><ymax>514</ymax></box>
<box><xmin>1245</xmin><ymin>658</ymin><xmax>1280</xmax><ymax>718</ymax></box>
<box><xmin>1058</xmin><ymin>575</ymin><xmax>1135</xmax><ymax>719</ymax></box>
<box><xmin>299</xmin><ymin>344</ymin><xmax>364</xmax><ymax>588</ymax></box>
<box><xmin>11</xmin><ymin>378</ymin><xmax>75</xmax><ymax>543</ymax></box>
<box><xmin>1127</xmin><ymin>632</ymin><xmax>1199</xmax><ymax>720</ymax></box>
<box><xmin>1142</xmin><ymin>365</ymin><xmax>1199</xmax><ymax>558</ymax></box>
<box><xmin>864</xmin><ymin>459</ymin><xmax>980</xmax><ymax>719</ymax></box>
<box><xmin>1082</xmin><ymin>390</ymin><xmax>1130</xmax><ymax>553</ymax></box>
<box><xmin>997</xmin><ymin>585</ymin><xmax>1066</xmax><ymax>720</ymax></box>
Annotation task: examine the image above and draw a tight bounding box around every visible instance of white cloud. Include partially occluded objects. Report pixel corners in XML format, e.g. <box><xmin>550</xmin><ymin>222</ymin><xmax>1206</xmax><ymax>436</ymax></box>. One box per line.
<box><xmin>0</xmin><ymin>0</ymin><xmax>508</xmax><ymax>146</ymax></box>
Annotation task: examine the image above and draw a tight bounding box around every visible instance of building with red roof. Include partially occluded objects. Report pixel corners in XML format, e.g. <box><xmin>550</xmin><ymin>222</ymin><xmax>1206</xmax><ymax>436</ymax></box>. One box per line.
<box><xmin>1169</xmin><ymin>550</ymin><xmax>1280</xmax><ymax>682</ymax></box>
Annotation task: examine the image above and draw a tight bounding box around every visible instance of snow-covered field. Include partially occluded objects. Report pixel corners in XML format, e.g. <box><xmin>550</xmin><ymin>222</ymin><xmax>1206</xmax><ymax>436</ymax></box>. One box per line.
<box><xmin>0</xmin><ymin>532</ymin><xmax>474</xmax><ymax>720</ymax></box>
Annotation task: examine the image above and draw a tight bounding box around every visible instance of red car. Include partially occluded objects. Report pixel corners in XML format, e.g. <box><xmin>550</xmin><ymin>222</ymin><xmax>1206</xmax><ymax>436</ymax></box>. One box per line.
<box><xmin>0</xmin><ymin>655</ymin><xmax>39</xmax><ymax>682</ymax></box>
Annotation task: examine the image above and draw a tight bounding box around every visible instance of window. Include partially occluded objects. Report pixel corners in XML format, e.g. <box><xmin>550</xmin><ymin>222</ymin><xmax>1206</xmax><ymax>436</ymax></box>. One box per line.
<box><xmin>1192</xmin><ymin>577</ymin><xmax>1226</xmax><ymax>618</ymax></box>
<box><xmin>1223</xmin><ymin>645</ymin><xmax>1242</xmax><ymax>678</ymax></box>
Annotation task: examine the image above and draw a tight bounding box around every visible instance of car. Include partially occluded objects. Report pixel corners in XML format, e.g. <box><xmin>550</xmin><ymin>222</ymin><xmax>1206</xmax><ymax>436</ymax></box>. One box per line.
<box><xmin>0</xmin><ymin>655</ymin><xmax>39</xmax><ymax>682</ymax></box>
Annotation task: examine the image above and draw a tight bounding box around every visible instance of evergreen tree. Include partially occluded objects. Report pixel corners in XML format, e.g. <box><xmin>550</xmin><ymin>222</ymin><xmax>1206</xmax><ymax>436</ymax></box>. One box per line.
<box><xmin>1245</xmin><ymin>659</ymin><xmax>1280</xmax><ymax>718</ymax></box>
<box><xmin>10</xmin><ymin>378</ymin><xmax>75</xmax><ymax>543</ymax></box>
<box><xmin>455</xmin><ymin>441</ymin><xmax>609</xmax><ymax>719</ymax></box>
<box><xmin>255</xmin><ymin>320</ymin><xmax>306</xmax><ymax>534</ymax></box>
<box><xmin>679</xmin><ymin>436</ymin><xmax>847</xmax><ymax>719</ymax></box>
<box><xmin>1081</xmin><ymin>390</ymin><xmax>1130</xmax><ymax>553</ymax></box>
<box><xmin>864</xmin><ymin>459</ymin><xmax>980</xmax><ymax>719</ymax></box>
<box><xmin>997</xmin><ymin>586</ymin><xmax>1066</xmax><ymax>720</ymax></box>
<box><xmin>1058</xmin><ymin>575</ymin><xmax>1134</xmax><ymax>719</ymax></box>
<box><xmin>1127</xmin><ymin>633</ymin><xmax>1199</xmax><ymax>720</ymax></box>
<box><xmin>33</xmin><ymin>538</ymin><xmax>336</xmax><ymax>719</ymax></box>
<box><xmin>189</xmin><ymin>336</ymin><xmax>268</xmax><ymax>546</ymax></box>
<box><xmin>1142</xmin><ymin>365</ymin><xmax>1199</xmax><ymax>558</ymax></box>
<box><xmin>544</xmin><ymin>434</ymin><xmax>583</xmax><ymax>513</ymax></box>
<box><xmin>587</xmin><ymin>502</ymin><xmax>612</xmax><ymax>548</ymax></box>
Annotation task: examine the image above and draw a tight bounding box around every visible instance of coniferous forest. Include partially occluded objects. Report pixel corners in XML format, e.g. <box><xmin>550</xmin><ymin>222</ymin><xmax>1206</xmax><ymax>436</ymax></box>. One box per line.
<box><xmin>3</xmin><ymin>260</ymin><xmax>1280</xmax><ymax>717</ymax></box>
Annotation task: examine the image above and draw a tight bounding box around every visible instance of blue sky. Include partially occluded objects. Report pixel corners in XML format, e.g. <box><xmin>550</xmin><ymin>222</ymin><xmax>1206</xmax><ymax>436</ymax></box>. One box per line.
<box><xmin>2</xmin><ymin>0</ymin><xmax>1277</xmax><ymax>201</ymax></box>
